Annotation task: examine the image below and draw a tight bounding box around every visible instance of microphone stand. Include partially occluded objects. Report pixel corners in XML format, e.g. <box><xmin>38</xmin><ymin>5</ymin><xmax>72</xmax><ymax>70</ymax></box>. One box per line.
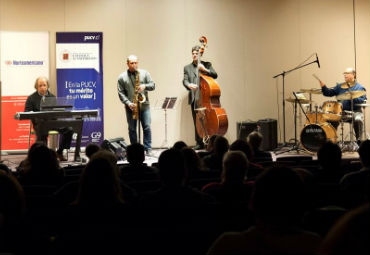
<box><xmin>273</xmin><ymin>58</ymin><xmax>319</xmax><ymax>147</ymax></box>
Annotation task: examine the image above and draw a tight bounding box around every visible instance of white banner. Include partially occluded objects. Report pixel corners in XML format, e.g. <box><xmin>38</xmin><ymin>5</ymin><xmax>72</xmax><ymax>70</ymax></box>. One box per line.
<box><xmin>0</xmin><ymin>31</ymin><xmax>49</xmax><ymax>150</ymax></box>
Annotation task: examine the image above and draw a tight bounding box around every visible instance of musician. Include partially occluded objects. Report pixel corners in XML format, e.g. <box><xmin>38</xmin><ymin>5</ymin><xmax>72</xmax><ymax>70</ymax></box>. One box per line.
<box><xmin>117</xmin><ymin>55</ymin><xmax>155</xmax><ymax>155</ymax></box>
<box><xmin>25</xmin><ymin>76</ymin><xmax>74</xmax><ymax>161</ymax></box>
<box><xmin>183</xmin><ymin>45</ymin><xmax>218</xmax><ymax>150</ymax></box>
<box><xmin>319</xmin><ymin>67</ymin><xmax>367</xmax><ymax>144</ymax></box>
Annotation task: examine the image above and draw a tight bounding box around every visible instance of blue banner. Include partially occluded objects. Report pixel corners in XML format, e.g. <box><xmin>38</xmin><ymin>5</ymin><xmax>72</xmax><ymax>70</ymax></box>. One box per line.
<box><xmin>56</xmin><ymin>32</ymin><xmax>103</xmax><ymax>147</ymax></box>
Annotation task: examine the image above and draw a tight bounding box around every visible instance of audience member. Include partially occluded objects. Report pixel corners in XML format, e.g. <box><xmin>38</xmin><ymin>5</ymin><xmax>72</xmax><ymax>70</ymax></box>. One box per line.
<box><xmin>17</xmin><ymin>142</ymin><xmax>64</xmax><ymax>186</ymax></box>
<box><xmin>198</xmin><ymin>134</ymin><xmax>218</xmax><ymax>158</ymax></box>
<box><xmin>202</xmin><ymin>151</ymin><xmax>252</xmax><ymax>206</ymax></box>
<box><xmin>229</xmin><ymin>139</ymin><xmax>264</xmax><ymax>179</ymax></box>
<box><xmin>181</xmin><ymin>147</ymin><xmax>217</xmax><ymax>181</ymax></box>
<box><xmin>0</xmin><ymin>171</ymin><xmax>26</xmax><ymax>253</ymax></box>
<box><xmin>85</xmin><ymin>143</ymin><xmax>101</xmax><ymax>159</ymax></box>
<box><xmin>172</xmin><ymin>140</ymin><xmax>188</xmax><ymax>151</ymax></box>
<box><xmin>207</xmin><ymin>166</ymin><xmax>321</xmax><ymax>255</ymax></box>
<box><xmin>203</xmin><ymin>136</ymin><xmax>229</xmax><ymax>171</ymax></box>
<box><xmin>316</xmin><ymin>141</ymin><xmax>346</xmax><ymax>183</ymax></box>
<box><xmin>247</xmin><ymin>131</ymin><xmax>272</xmax><ymax>162</ymax></box>
<box><xmin>120</xmin><ymin>143</ymin><xmax>158</xmax><ymax>182</ymax></box>
<box><xmin>340</xmin><ymin>139</ymin><xmax>370</xmax><ymax>208</ymax></box>
<box><xmin>319</xmin><ymin>203</ymin><xmax>369</xmax><ymax>255</ymax></box>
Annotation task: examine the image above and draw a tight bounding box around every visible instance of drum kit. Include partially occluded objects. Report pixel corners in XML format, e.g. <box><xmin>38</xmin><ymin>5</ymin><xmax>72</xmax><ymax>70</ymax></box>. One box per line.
<box><xmin>286</xmin><ymin>88</ymin><xmax>367</xmax><ymax>153</ymax></box>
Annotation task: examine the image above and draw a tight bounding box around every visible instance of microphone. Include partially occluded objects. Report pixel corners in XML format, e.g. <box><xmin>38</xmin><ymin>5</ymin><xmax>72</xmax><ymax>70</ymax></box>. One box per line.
<box><xmin>316</xmin><ymin>53</ymin><xmax>320</xmax><ymax>68</ymax></box>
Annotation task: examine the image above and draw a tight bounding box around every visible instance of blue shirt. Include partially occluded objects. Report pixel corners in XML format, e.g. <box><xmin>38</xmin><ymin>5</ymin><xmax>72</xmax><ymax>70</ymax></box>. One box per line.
<box><xmin>321</xmin><ymin>82</ymin><xmax>367</xmax><ymax>111</ymax></box>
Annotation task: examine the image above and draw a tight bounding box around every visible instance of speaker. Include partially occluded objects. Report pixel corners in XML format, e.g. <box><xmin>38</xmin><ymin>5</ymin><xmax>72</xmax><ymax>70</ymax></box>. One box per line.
<box><xmin>257</xmin><ymin>118</ymin><xmax>277</xmax><ymax>151</ymax></box>
<box><xmin>237</xmin><ymin>121</ymin><xmax>258</xmax><ymax>140</ymax></box>
<box><xmin>101</xmin><ymin>137</ymin><xmax>128</xmax><ymax>160</ymax></box>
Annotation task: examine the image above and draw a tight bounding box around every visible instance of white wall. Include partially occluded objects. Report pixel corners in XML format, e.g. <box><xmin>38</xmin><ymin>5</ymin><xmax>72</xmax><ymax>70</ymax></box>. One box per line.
<box><xmin>1</xmin><ymin>0</ymin><xmax>369</xmax><ymax>147</ymax></box>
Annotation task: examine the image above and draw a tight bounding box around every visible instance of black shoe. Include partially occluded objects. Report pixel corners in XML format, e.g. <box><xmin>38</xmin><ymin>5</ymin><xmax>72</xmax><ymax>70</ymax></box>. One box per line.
<box><xmin>192</xmin><ymin>144</ymin><xmax>205</xmax><ymax>150</ymax></box>
<box><xmin>145</xmin><ymin>149</ymin><xmax>154</xmax><ymax>157</ymax></box>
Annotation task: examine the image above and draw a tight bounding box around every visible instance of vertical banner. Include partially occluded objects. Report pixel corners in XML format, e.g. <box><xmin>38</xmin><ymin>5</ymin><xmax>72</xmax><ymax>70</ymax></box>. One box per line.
<box><xmin>56</xmin><ymin>32</ymin><xmax>104</xmax><ymax>147</ymax></box>
<box><xmin>0</xmin><ymin>31</ymin><xmax>49</xmax><ymax>151</ymax></box>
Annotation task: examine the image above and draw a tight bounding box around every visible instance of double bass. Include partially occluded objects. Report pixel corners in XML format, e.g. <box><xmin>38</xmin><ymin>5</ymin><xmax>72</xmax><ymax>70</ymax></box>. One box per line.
<box><xmin>194</xmin><ymin>36</ymin><xmax>228</xmax><ymax>144</ymax></box>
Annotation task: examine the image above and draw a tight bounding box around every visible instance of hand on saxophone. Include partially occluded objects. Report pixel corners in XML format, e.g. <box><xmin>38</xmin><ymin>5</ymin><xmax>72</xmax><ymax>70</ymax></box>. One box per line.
<box><xmin>128</xmin><ymin>102</ymin><xmax>136</xmax><ymax>111</ymax></box>
<box><xmin>137</xmin><ymin>84</ymin><xmax>146</xmax><ymax>93</ymax></box>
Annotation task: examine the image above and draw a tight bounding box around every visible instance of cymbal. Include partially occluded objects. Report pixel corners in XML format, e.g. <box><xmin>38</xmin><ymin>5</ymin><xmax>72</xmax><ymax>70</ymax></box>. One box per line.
<box><xmin>285</xmin><ymin>98</ymin><xmax>312</xmax><ymax>104</ymax></box>
<box><xmin>336</xmin><ymin>90</ymin><xmax>366</xmax><ymax>100</ymax></box>
<box><xmin>300</xmin><ymin>88</ymin><xmax>322</xmax><ymax>94</ymax></box>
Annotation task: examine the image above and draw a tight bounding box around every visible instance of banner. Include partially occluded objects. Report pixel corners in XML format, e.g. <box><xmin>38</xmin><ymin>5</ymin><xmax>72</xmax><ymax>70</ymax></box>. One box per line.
<box><xmin>0</xmin><ymin>31</ymin><xmax>49</xmax><ymax>151</ymax></box>
<box><xmin>56</xmin><ymin>32</ymin><xmax>104</xmax><ymax>147</ymax></box>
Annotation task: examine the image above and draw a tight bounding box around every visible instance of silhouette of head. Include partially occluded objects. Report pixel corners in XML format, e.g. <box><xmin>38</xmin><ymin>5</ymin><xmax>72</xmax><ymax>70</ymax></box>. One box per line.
<box><xmin>222</xmin><ymin>151</ymin><xmax>249</xmax><ymax>183</ymax></box>
<box><xmin>230</xmin><ymin>139</ymin><xmax>254</xmax><ymax>161</ymax></box>
<box><xmin>247</xmin><ymin>131</ymin><xmax>263</xmax><ymax>151</ymax></box>
<box><xmin>158</xmin><ymin>148</ymin><xmax>186</xmax><ymax>187</ymax></box>
<box><xmin>126</xmin><ymin>143</ymin><xmax>145</xmax><ymax>164</ymax></box>
<box><xmin>358</xmin><ymin>140</ymin><xmax>370</xmax><ymax>167</ymax></box>
<box><xmin>251</xmin><ymin>166</ymin><xmax>305</xmax><ymax>226</ymax></box>
<box><xmin>318</xmin><ymin>141</ymin><xmax>342</xmax><ymax>169</ymax></box>
<box><xmin>85</xmin><ymin>143</ymin><xmax>101</xmax><ymax>159</ymax></box>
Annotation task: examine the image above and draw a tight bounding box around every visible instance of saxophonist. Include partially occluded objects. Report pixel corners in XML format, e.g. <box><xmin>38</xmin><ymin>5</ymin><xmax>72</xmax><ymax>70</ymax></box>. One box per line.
<box><xmin>118</xmin><ymin>55</ymin><xmax>155</xmax><ymax>156</ymax></box>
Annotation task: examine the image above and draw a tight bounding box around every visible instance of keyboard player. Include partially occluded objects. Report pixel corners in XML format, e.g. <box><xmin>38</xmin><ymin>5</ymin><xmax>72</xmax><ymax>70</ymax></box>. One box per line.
<box><xmin>25</xmin><ymin>76</ymin><xmax>74</xmax><ymax>161</ymax></box>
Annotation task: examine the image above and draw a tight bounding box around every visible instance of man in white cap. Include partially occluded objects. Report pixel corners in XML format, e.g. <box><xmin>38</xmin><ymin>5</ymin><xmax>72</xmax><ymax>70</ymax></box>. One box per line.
<box><xmin>318</xmin><ymin>67</ymin><xmax>366</xmax><ymax>145</ymax></box>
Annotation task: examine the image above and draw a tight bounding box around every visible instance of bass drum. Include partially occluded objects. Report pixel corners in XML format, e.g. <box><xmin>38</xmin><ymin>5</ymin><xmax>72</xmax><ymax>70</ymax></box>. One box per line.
<box><xmin>300</xmin><ymin>123</ymin><xmax>337</xmax><ymax>152</ymax></box>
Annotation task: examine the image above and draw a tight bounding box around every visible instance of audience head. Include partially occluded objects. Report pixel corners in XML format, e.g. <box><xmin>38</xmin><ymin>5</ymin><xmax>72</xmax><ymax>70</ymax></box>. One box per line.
<box><xmin>358</xmin><ymin>139</ymin><xmax>370</xmax><ymax>168</ymax></box>
<box><xmin>158</xmin><ymin>148</ymin><xmax>186</xmax><ymax>187</ymax></box>
<box><xmin>76</xmin><ymin>150</ymin><xmax>122</xmax><ymax>206</ymax></box>
<box><xmin>22</xmin><ymin>142</ymin><xmax>60</xmax><ymax>178</ymax></box>
<box><xmin>251</xmin><ymin>166</ymin><xmax>305</xmax><ymax>226</ymax></box>
<box><xmin>181</xmin><ymin>147</ymin><xmax>203</xmax><ymax>177</ymax></box>
<box><xmin>85</xmin><ymin>143</ymin><xmax>101</xmax><ymax>159</ymax></box>
<box><xmin>206</xmin><ymin>134</ymin><xmax>218</xmax><ymax>152</ymax></box>
<box><xmin>230</xmin><ymin>139</ymin><xmax>254</xmax><ymax>161</ymax></box>
<box><xmin>0</xmin><ymin>171</ymin><xmax>26</xmax><ymax>223</ymax></box>
<box><xmin>213</xmin><ymin>136</ymin><xmax>229</xmax><ymax>156</ymax></box>
<box><xmin>172</xmin><ymin>140</ymin><xmax>188</xmax><ymax>151</ymax></box>
<box><xmin>318</xmin><ymin>141</ymin><xmax>342</xmax><ymax>169</ymax></box>
<box><xmin>247</xmin><ymin>131</ymin><xmax>263</xmax><ymax>151</ymax></box>
<box><xmin>126</xmin><ymin>143</ymin><xmax>145</xmax><ymax>164</ymax></box>
<box><xmin>222</xmin><ymin>151</ymin><xmax>249</xmax><ymax>183</ymax></box>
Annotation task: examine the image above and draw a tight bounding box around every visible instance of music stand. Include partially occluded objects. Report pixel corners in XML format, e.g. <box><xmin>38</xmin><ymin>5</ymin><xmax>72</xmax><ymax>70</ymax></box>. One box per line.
<box><xmin>160</xmin><ymin>97</ymin><xmax>177</xmax><ymax>148</ymax></box>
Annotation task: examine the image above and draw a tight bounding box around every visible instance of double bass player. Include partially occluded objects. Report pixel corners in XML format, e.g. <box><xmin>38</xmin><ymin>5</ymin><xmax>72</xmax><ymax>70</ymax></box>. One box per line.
<box><xmin>183</xmin><ymin>45</ymin><xmax>218</xmax><ymax>150</ymax></box>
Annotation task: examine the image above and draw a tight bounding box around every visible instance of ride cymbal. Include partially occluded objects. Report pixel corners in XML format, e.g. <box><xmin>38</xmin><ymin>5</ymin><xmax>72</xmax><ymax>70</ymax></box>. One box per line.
<box><xmin>336</xmin><ymin>90</ymin><xmax>366</xmax><ymax>100</ymax></box>
<box><xmin>300</xmin><ymin>88</ymin><xmax>322</xmax><ymax>94</ymax></box>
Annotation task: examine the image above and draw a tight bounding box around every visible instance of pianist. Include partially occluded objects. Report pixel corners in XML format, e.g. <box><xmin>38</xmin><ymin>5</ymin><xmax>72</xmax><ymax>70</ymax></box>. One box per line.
<box><xmin>25</xmin><ymin>76</ymin><xmax>74</xmax><ymax>161</ymax></box>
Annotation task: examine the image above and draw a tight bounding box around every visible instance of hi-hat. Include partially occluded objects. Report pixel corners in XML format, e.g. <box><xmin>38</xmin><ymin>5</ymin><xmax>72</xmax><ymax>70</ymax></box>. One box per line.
<box><xmin>285</xmin><ymin>98</ymin><xmax>312</xmax><ymax>104</ymax></box>
<box><xmin>300</xmin><ymin>88</ymin><xmax>322</xmax><ymax>94</ymax></box>
<box><xmin>336</xmin><ymin>90</ymin><xmax>366</xmax><ymax>100</ymax></box>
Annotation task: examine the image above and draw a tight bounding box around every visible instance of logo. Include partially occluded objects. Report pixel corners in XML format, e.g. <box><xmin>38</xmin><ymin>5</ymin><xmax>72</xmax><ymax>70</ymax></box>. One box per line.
<box><xmin>60</xmin><ymin>50</ymin><xmax>70</xmax><ymax>62</ymax></box>
<box><xmin>4</xmin><ymin>60</ymin><xmax>43</xmax><ymax>66</ymax></box>
<box><xmin>91</xmin><ymin>132</ymin><xmax>102</xmax><ymax>139</ymax></box>
<box><xmin>84</xmin><ymin>35</ymin><xmax>101</xmax><ymax>41</ymax></box>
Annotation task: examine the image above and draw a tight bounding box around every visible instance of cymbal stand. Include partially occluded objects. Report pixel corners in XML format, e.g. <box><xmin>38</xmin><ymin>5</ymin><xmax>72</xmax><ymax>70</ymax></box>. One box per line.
<box><xmin>275</xmin><ymin>92</ymin><xmax>309</xmax><ymax>155</ymax></box>
<box><xmin>345</xmin><ymin>97</ymin><xmax>359</xmax><ymax>152</ymax></box>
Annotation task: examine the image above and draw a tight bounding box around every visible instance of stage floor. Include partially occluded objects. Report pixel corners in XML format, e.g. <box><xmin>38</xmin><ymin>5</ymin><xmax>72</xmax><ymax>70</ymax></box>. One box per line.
<box><xmin>1</xmin><ymin>144</ymin><xmax>360</xmax><ymax>173</ymax></box>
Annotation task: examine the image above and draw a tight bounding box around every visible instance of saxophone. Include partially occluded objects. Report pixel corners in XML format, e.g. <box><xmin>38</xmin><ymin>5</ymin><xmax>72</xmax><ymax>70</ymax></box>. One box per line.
<box><xmin>132</xmin><ymin>70</ymin><xmax>146</xmax><ymax>120</ymax></box>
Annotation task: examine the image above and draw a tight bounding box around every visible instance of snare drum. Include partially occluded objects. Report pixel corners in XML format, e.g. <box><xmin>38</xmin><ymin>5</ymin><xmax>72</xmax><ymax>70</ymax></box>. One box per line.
<box><xmin>305</xmin><ymin>112</ymin><xmax>326</xmax><ymax>125</ymax></box>
<box><xmin>322</xmin><ymin>101</ymin><xmax>342</xmax><ymax>122</ymax></box>
<box><xmin>300</xmin><ymin>123</ymin><xmax>337</xmax><ymax>152</ymax></box>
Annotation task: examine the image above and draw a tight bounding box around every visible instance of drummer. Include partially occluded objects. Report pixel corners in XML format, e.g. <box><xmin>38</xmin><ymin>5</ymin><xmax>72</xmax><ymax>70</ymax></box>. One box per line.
<box><xmin>318</xmin><ymin>67</ymin><xmax>366</xmax><ymax>144</ymax></box>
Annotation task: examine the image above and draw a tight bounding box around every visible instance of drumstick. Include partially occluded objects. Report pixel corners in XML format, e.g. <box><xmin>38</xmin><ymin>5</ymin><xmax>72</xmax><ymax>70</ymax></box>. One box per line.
<box><xmin>312</xmin><ymin>74</ymin><xmax>321</xmax><ymax>82</ymax></box>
